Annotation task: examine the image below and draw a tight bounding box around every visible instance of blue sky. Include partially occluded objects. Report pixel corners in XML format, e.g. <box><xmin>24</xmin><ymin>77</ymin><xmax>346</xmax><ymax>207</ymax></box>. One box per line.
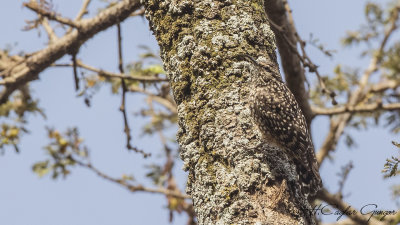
<box><xmin>0</xmin><ymin>0</ymin><xmax>398</xmax><ymax>224</ymax></box>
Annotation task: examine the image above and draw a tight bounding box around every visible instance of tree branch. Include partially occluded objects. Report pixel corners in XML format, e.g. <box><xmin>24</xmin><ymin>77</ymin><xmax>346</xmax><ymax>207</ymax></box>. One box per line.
<box><xmin>0</xmin><ymin>0</ymin><xmax>142</xmax><ymax>105</ymax></box>
<box><xmin>317</xmin><ymin>188</ymin><xmax>386</xmax><ymax>225</ymax></box>
<box><xmin>73</xmin><ymin>158</ymin><xmax>190</xmax><ymax>199</ymax></box>
<box><xmin>316</xmin><ymin>4</ymin><xmax>400</xmax><ymax>166</ymax></box>
<box><xmin>74</xmin><ymin>0</ymin><xmax>92</xmax><ymax>21</ymax></box>
<box><xmin>41</xmin><ymin>17</ymin><xmax>58</xmax><ymax>43</ymax></box>
<box><xmin>116</xmin><ymin>23</ymin><xmax>150</xmax><ymax>157</ymax></box>
<box><xmin>53</xmin><ymin>61</ymin><xmax>168</xmax><ymax>82</ymax></box>
<box><xmin>24</xmin><ymin>1</ymin><xmax>80</xmax><ymax>28</ymax></box>
<box><xmin>312</xmin><ymin>102</ymin><xmax>400</xmax><ymax>116</ymax></box>
<box><xmin>129</xmin><ymin>86</ymin><xmax>177</xmax><ymax>113</ymax></box>
<box><xmin>264</xmin><ymin>0</ymin><xmax>313</xmax><ymax>126</ymax></box>
<box><xmin>370</xmin><ymin>80</ymin><xmax>399</xmax><ymax>93</ymax></box>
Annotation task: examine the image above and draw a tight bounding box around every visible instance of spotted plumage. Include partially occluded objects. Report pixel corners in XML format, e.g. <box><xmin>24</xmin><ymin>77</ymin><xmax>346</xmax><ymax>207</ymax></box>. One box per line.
<box><xmin>243</xmin><ymin>55</ymin><xmax>322</xmax><ymax>196</ymax></box>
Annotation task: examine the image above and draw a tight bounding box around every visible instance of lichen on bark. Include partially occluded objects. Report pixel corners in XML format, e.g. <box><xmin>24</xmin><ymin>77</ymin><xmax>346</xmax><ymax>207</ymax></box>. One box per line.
<box><xmin>143</xmin><ymin>0</ymin><xmax>315</xmax><ymax>224</ymax></box>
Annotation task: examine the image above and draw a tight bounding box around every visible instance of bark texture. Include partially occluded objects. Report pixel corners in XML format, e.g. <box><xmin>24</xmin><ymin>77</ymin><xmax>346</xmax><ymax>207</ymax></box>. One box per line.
<box><xmin>143</xmin><ymin>0</ymin><xmax>315</xmax><ymax>224</ymax></box>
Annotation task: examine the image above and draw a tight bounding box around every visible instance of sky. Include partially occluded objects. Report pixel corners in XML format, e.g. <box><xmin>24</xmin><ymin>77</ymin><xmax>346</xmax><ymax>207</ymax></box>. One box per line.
<box><xmin>0</xmin><ymin>1</ymin><xmax>398</xmax><ymax>225</ymax></box>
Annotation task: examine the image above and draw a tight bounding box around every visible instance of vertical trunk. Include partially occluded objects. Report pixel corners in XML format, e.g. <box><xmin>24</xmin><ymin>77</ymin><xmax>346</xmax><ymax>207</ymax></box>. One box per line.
<box><xmin>143</xmin><ymin>0</ymin><xmax>315</xmax><ymax>224</ymax></box>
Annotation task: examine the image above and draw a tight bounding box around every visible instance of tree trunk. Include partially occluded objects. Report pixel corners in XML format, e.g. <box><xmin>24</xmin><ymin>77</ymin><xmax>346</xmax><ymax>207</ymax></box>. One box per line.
<box><xmin>143</xmin><ymin>0</ymin><xmax>315</xmax><ymax>224</ymax></box>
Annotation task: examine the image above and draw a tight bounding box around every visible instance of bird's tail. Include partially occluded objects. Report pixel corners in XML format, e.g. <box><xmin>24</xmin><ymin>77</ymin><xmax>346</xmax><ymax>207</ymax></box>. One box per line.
<box><xmin>297</xmin><ymin>148</ymin><xmax>322</xmax><ymax>196</ymax></box>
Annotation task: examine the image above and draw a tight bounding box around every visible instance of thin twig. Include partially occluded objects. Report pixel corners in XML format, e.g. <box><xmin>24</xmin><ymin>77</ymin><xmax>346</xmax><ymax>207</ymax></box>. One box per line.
<box><xmin>54</xmin><ymin>62</ymin><xmax>175</xmax><ymax>112</ymax></box>
<box><xmin>24</xmin><ymin>1</ymin><xmax>79</xmax><ymax>28</ymax></box>
<box><xmin>264</xmin><ymin>0</ymin><xmax>314</xmax><ymax>125</ymax></box>
<box><xmin>73</xmin><ymin>158</ymin><xmax>190</xmax><ymax>199</ymax></box>
<box><xmin>267</xmin><ymin>2</ymin><xmax>337</xmax><ymax>106</ymax></box>
<box><xmin>117</xmin><ymin>23</ymin><xmax>150</xmax><ymax>157</ymax></box>
<box><xmin>41</xmin><ymin>17</ymin><xmax>58</xmax><ymax>42</ymax></box>
<box><xmin>75</xmin><ymin>0</ymin><xmax>92</xmax><ymax>21</ymax></box>
<box><xmin>286</xmin><ymin>0</ymin><xmax>337</xmax><ymax>104</ymax></box>
<box><xmin>336</xmin><ymin>161</ymin><xmax>353</xmax><ymax>197</ymax></box>
<box><xmin>72</xmin><ymin>53</ymin><xmax>80</xmax><ymax>91</ymax></box>
<box><xmin>132</xmin><ymin>86</ymin><xmax>177</xmax><ymax>113</ymax></box>
<box><xmin>312</xmin><ymin>102</ymin><xmax>400</xmax><ymax>116</ymax></box>
<box><xmin>53</xmin><ymin>62</ymin><xmax>168</xmax><ymax>82</ymax></box>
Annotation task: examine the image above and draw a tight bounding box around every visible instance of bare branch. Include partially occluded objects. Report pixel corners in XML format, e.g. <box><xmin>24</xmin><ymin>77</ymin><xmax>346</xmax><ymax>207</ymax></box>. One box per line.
<box><xmin>117</xmin><ymin>22</ymin><xmax>130</xmax><ymax>150</ymax></box>
<box><xmin>53</xmin><ymin>61</ymin><xmax>175</xmax><ymax>112</ymax></box>
<box><xmin>129</xmin><ymin>86</ymin><xmax>177</xmax><ymax>113</ymax></box>
<box><xmin>72</xmin><ymin>53</ymin><xmax>79</xmax><ymax>91</ymax></box>
<box><xmin>116</xmin><ymin>23</ymin><xmax>150</xmax><ymax>157</ymax></box>
<box><xmin>0</xmin><ymin>51</ymin><xmax>23</xmax><ymax>72</ymax></box>
<box><xmin>73</xmin><ymin>158</ymin><xmax>190</xmax><ymax>199</ymax></box>
<box><xmin>24</xmin><ymin>1</ymin><xmax>80</xmax><ymax>28</ymax></box>
<box><xmin>66</xmin><ymin>0</ymin><xmax>93</xmax><ymax>34</ymax></box>
<box><xmin>370</xmin><ymin>80</ymin><xmax>399</xmax><ymax>93</ymax></box>
<box><xmin>264</xmin><ymin>0</ymin><xmax>314</xmax><ymax>126</ymax></box>
<box><xmin>265</xmin><ymin>0</ymin><xmax>337</xmax><ymax>109</ymax></box>
<box><xmin>281</xmin><ymin>1</ymin><xmax>338</xmax><ymax>105</ymax></box>
<box><xmin>0</xmin><ymin>0</ymin><xmax>142</xmax><ymax>104</ymax></box>
<box><xmin>53</xmin><ymin>61</ymin><xmax>168</xmax><ymax>82</ymax></box>
<box><xmin>336</xmin><ymin>161</ymin><xmax>353</xmax><ymax>197</ymax></box>
<box><xmin>316</xmin><ymin>4</ymin><xmax>400</xmax><ymax>166</ymax></box>
<box><xmin>41</xmin><ymin>17</ymin><xmax>58</xmax><ymax>42</ymax></box>
<box><xmin>317</xmin><ymin>188</ymin><xmax>386</xmax><ymax>225</ymax></box>
<box><xmin>75</xmin><ymin>0</ymin><xmax>92</xmax><ymax>21</ymax></box>
<box><xmin>312</xmin><ymin>102</ymin><xmax>400</xmax><ymax>116</ymax></box>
